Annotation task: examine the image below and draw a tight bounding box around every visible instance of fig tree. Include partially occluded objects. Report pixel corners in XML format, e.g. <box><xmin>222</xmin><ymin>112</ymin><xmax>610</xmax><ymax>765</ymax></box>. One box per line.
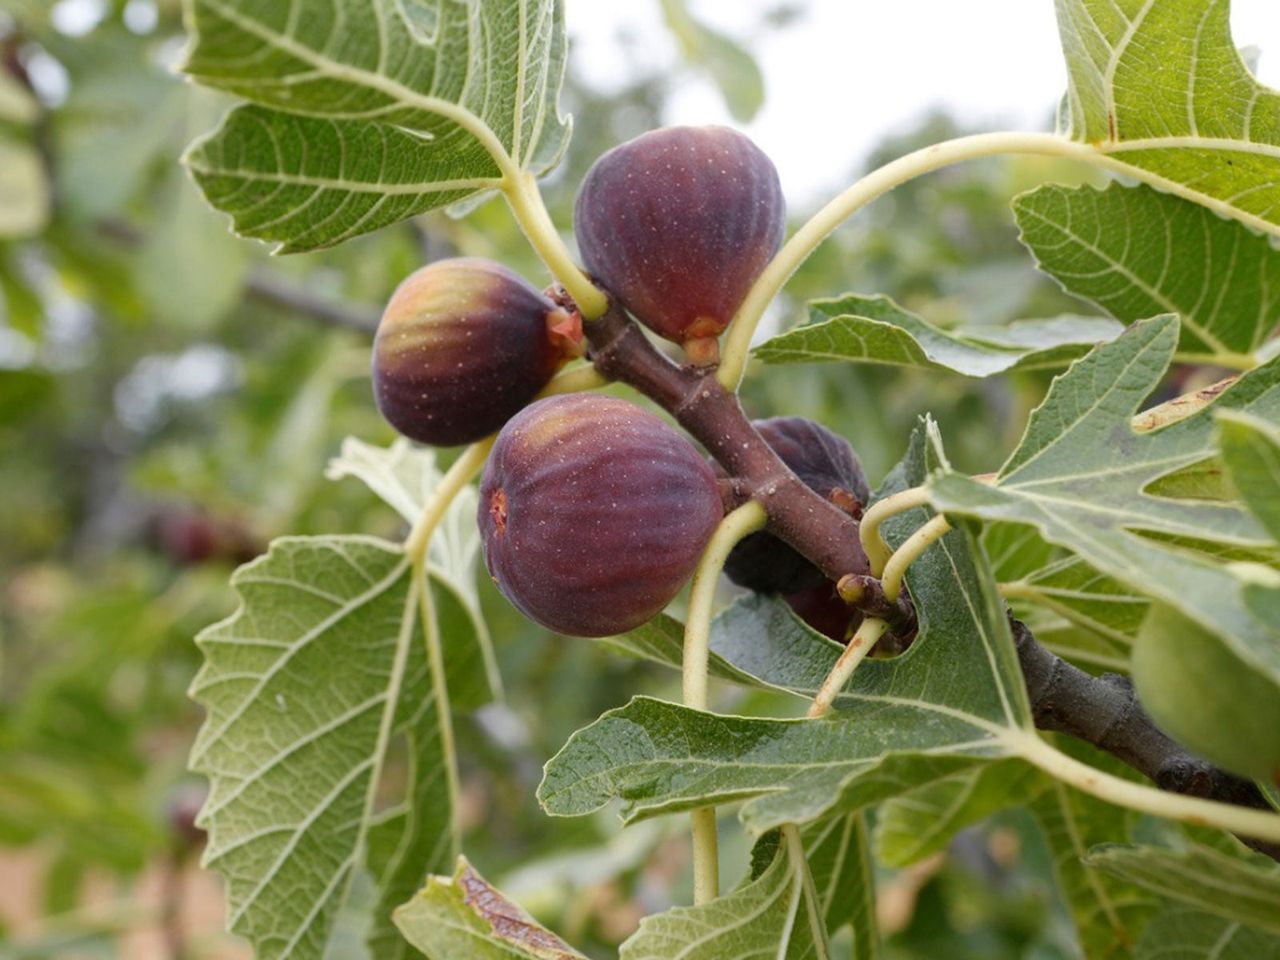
<box><xmin>372</xmin><ymin>258</ymin><xmax>580</xmax><ymax>446</ymax></box>
<box><xmin>479</xmin><ymin>394</ymin><xmax>723</xmax><ymax>637</ymax></box>
<box><xmin>574</xmin><ymin>125</ymin><xmax>785</xmax><ymax>365</ymax></box>
<box><xmin>722</xmin><ymin>417</ymin><xmax>870</xmax><ymax>594</ymax></box>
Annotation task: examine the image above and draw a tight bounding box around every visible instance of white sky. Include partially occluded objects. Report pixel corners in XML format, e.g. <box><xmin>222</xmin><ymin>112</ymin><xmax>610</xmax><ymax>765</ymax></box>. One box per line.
<box><xmin>568</xmin><ymin>0</ymin><xmax>1280</xmax><ymax>207</ymax></box>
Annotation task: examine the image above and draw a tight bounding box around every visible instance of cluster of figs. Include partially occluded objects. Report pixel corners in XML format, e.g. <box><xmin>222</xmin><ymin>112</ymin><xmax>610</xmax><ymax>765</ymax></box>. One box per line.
<box><xmin>373</xmin><ymin>126</ymin><xmax>868</xmax><ymax>639</ymax></box>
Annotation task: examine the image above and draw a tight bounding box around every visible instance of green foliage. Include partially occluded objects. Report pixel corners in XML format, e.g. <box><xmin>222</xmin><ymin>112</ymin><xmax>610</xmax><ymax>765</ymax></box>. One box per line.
<box><xmin>182</xmin><ymin>0</ymin><xmax>571</xmax><ymax>250</ymax></box>
<box><xmin>756</xmin><ymin>294</ymin><xmax>1121</xmax><ymax>376</ymax></box>
<box><xmin>1014</xmin><ymin>183</ymin><xmax>1280</xmax><ymax>367</ymax></box>
<box><xmin>1054</xmin><ymin>0</ymin><xmax>1280</xmax><ymax>235</ymax></box>
<box><xmin>394</xmin><ymin>857</ymin><xmax>588</xmax><ymax>959</ymax></box>
<box><xmin>5</xmin><ymin>0</ymin><xmax>1280</xmax><ymax>956</ymax></box>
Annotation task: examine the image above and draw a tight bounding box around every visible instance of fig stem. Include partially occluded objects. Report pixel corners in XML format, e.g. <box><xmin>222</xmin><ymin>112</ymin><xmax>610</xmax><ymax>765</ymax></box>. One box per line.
<box><xmin>503</xmin><ymin>171</ymin><xmax>609</xmax><ymax>320</ymax></box>
<box><xmin>881</xmin><ymin>515</ymin><xmax>952</xmax><ymax>603</ymax></box>
<box><xmin>683</xmin><ymin>500</ymin><xmax>768</xmax><ymax>905</ymax></box>
<box><xmin>807</xmin><ymin>617</ymin><xmax>889</xmax><ymax>719</ymax></box>
<box><xmin>404</xmin><ymin>440</ymin><xmax>496</xmax><ymax>561</ymax></box>
<box><xmin>717</xmin><ymin>131</ymin><xmax>1116</xmax><ymax>391</ymax></box>
<box><xmin>859</xmin><ymin>486</ymin><xmax>933</xmax><ymax>576</ymax></box>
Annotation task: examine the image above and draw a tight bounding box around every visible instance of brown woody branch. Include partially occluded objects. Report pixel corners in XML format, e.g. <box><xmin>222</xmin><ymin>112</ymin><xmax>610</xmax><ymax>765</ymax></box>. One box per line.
<box><xmin>581</xmin><ymin>301</ymin><xmax>1280</xmax><ymax>862</ymax></box>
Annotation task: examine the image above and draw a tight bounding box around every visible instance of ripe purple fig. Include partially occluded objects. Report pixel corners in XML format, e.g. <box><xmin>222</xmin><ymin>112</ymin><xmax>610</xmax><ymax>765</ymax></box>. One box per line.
<box><xmin>574</xmin><ymin>126</ymin><xmax>785</xmax><ymax>366</ymax></box>
<box><xmin>721</xmin><ymin>417</ymin><xmax>870</xmax><ymax>594</ymax></box>
<box><xmin>479</xmin><ymin>394</ymin><xmax>723</xmax><ymax>637</ymax></box>
<box><xmin>372</xmin><ymin>258</ymin><xmax>581</xmax><ymax>447</ymax></box>
<box><xmin>784</xmin><ymin>582</ymin><xmax>861</xmax><ymax>644</ymax></box>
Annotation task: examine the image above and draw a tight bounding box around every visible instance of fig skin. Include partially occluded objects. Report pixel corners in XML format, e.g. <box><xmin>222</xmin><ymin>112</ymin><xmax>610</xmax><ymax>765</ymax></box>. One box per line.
<box><xmin>373</xmin><ymin>258</ymin><xmax>576</xmax><ymax>447</ymax></box>
<box><xmin>784</xmin><ymin>582</ymin><xmax>860</xmax><ymax>643</ymax></box>
<box><xmin>721</xmin><ymin>417</ymin><xmax>870</xmax><ymax>594</ymax></box>
<box><xmin>479</xmin><ymin>394</ymin><xmax>723</xmax><ymax>637</ymax></box>
<box><xmin>574</xmin><ymin>125</ymin><xmax>785</xmax><ymax>365</ymax></box>
<box><xmin>1132</xmin><ymin>601</ymin><xmax>1280</xmax><ymax>783</ymax></box>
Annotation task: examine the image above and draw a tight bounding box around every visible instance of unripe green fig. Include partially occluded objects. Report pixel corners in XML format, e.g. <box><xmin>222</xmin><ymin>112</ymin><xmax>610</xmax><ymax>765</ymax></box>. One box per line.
<box><xmin>479</xmin><ymin>394</ymin><xmax>723</xmax><ymax>637</ymax></box>
<box><xmin>372</xmin><ymin>258</ymin><xmax>580</xmax><ymax>446</ymax></box>
<box><xmin>1131</xmin><ymin>599</ymin><xmax>1280</xmax><ymax>783</ymax></box>
<box><xmin>721</xmin><ymin>417</ymin><xmax>870</xmax><ymax>594</ymax></box>
<box><xmin>574</xmin><ymin>126</ymin><xmax>785</xmax><ymax>366</ymax></box>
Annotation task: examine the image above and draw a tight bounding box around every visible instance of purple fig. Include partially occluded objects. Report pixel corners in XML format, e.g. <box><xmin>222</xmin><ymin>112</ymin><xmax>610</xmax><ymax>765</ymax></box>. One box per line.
<box><xmin>479</xmin><ymin>394</ymin><xmax>723</xmax><ymax>637</ymax></box>
<box><xmin>784</xmin><ymin>582</ymin><xmax>861</xmax><ymax>644</ymax></box>
<box><xmin>373</xmin><ymin>258</ymin><xmax>581</xmax><ymax>446</ymax></box>
<box><xmin>574</xmin><ymin>126</ymin><xmax>785</xmax><ymax>366</ymax></box>
<box><xmin>721</xmin><ymin>417</ymin><xmax>869</xmax><ymax>594</ymax></box>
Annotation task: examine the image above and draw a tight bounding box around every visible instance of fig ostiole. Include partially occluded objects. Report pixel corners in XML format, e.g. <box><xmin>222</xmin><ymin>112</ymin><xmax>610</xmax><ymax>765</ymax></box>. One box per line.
<box><xmin>478</xmin><ymin>394</ymin><xmax>723</xmax><ymax>637</ymax></box>
<box><xmin>574</xmin><ymin>125</ymin><xmax>785</xmax><ymax>366</ymax></box>
<box><xmin>372</xmin><ymin>257</ymin><xmax>580</xmax><ymax>447</ymax></box>
<box><xmin>720</xmin><ymin>417</ymin><xmax>869</xmax><ymax>595</ymax></box>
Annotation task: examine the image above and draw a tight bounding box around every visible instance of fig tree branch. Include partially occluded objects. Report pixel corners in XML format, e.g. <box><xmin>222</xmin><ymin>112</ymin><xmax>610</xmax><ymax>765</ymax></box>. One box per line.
<box><xmin>581</xmin><ymin>301</ymin><xmax>1280</xmax><ymax>863</ymax></box>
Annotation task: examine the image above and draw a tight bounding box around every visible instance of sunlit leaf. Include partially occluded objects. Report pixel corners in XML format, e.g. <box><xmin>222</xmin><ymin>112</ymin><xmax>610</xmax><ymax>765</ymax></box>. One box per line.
<box><xmin>181</xmin><ymin>0</ymin><xmax>571</xmax><ymax>250</ymax></box>
<box><xmin>1014</xmin><ymin>183</ymin><xmax>1280</xmax><ymax>366</ymax></box>
<box><xmin>1054</xmin><ymin>0</ymin><xmax>1280</xmax><ymax>237</ymax></box>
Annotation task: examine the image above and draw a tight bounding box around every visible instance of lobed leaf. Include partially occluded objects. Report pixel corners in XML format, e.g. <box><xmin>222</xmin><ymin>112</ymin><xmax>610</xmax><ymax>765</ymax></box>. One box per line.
<box><xmin>190</xmin><ymin>537</ymin><xmax>428</xmax><ymax>958</ymax></box>
<box><xmin>181</xmin><ymin>0</ymin><xmax>571</xmax><ymax>250</ymax></box>
<box><xmin>754</xmin><ymin>294</ymin><xmax>1120</xmax><ymax>376</ymax></box>
<box><xmin>927</xmin><ymin>316</ymin><xmax>1280</xmax><ymax>692</ymax></box>
<box><xmin>1054</xmin><ymin>0</ymin><xmax>1280</xmax><ymax>237</ymax></box>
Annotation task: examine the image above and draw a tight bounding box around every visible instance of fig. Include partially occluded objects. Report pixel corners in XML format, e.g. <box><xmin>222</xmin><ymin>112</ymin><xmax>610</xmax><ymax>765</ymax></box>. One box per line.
<box><xmin>372</xmin><ymin>258</ymin><xmax>579</xmax><ymax>446</ymax></box>
<box><xmin>722</xmin><ymin>417</ymin><xmax>870</xmax><ymax>594</ymax></box>
<box><xmin>479</xmin><ymin>394</ymin><xmax>723</xmax><ymax>637</ymax></box>
<box><xmin>784</xmin><ymin>582</ymin><xmax>860</xmax><ymax>643</ymax></box>
<box><xmin>574</xmin><ymin>126</ymin><xmax>785</xmax><ymax>365</ymax></box>
<box><xmin>1131</xmin><ymin>599</ymin><xmax>1280</xmax><ymax>783</ymax></box>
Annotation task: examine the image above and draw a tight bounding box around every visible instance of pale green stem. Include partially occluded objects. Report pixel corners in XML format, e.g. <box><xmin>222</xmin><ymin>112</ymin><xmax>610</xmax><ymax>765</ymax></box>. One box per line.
<box><xmin>807</xmin><ymin>617</ymin><xmax>889</xmax><ymax>719</ymax></box>
<box><xmin>880</xmin><ymin>514</ymin><xmax>952</xmax><ymax>603</ymax></box>
<box><xmin>1007</xmin><ymin>729</ymin><xmax>1280</xmax><ymax>844</ymax></box>
<box><xmin>859</xmin><ymin>486</ymin><xmax>932</xmax><ymax>576</ymax></box>
<box><xmin>415</xmin><ymin>560</ymin><xmax>461</xmax><ymax>853</ymax></box>
<box><xmin>717</xmin><ymin>131</ymin><xmax>1104</xmax><ymax>390</ymax></box>
<box><xmin>684</xmin><ymin>501</ymin><xmax>768</xmax><ymax>905</ymax></box>
<box><xmin>503</xmin><ymin>171</ymin><xmax>608</xmax><ymax>319</ymax></box>
<box><xmin>404</xmin><ymin>439</ymin><xmax>495</xmax><ymax>561</ymax></box>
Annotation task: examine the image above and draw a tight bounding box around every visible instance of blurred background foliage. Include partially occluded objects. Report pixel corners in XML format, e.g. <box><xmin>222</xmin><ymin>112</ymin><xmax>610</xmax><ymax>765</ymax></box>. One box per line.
<box><xmin>0</xmin><ymin>2</ymin><xmax>1136</xmax><ymax>958</ymax></box>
